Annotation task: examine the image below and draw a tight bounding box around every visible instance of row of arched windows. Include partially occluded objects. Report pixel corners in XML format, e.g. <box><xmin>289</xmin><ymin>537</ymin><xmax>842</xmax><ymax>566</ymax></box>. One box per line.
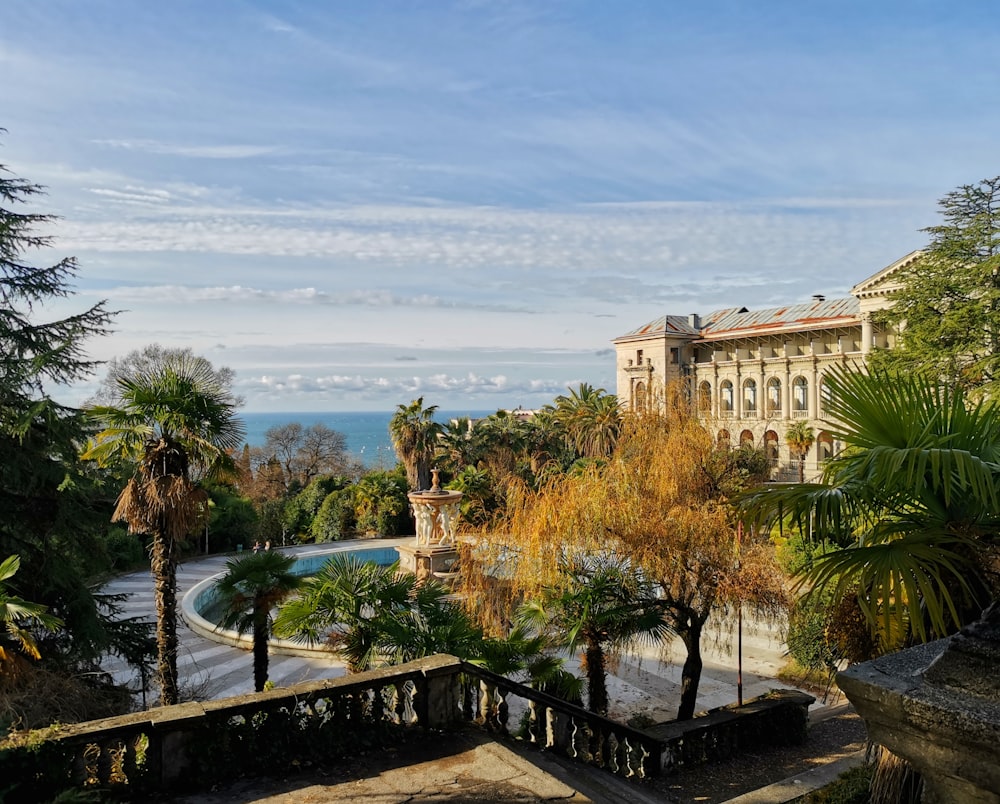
<box><xmin>716</xmin><ymin>428</ymin><xmax>836</xmax><ymax>461</ymax></box>
<box><xmin>698</xmin><ymin>376</ymin><xmax>829</xmax><ymax>416</ymax></box>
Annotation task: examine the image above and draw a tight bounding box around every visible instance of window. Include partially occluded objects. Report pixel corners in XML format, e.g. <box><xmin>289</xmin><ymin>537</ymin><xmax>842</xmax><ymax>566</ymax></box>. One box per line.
<box><xmin>766</xmin><ymin>378</ymin><xmax>781</xmax><ymax>413</ymax></box>
<box><xmin>740</xmin><ymin>429</ymin><xmax>754</xmax><ymax>446</ymax></box>
<box><xmin>636</xmin><ymin>349</ymin><xmax>643</xmax><ymax>365</ymax></box>
<box><xmin>792</xmin><ymin>376</ymin><xmax>808</xmax><ymax>413</ymax></box>
<box><xmin>670</xmin><ymin>347</ymin><xmax>679</xmax><ymax>364</ymax></box>
<box><xmin>720</xmin><ymin>380</ymin><xmax>734</xmax><ymax>412</ymax></box>
<box><xmin>717</xmin><ymin>429</ymin><xmax>731</xmax><ymax>450</ymax></box>
<box><xmin>697</xmin><ymin>381</ymin><xmax>712</xmax><ymax>413</ymax></box>
<box><xmin>743</xmin><ymin>379</ymin><xmax>757</xmax><ymax>412</ymax></box>
<box><xmin>765</xmin><ymin>430</ymin><xmax>779</xmax><ymax>464</ymax></box>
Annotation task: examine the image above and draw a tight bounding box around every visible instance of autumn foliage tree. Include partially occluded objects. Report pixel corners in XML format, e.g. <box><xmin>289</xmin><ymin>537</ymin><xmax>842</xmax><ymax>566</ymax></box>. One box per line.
<box><xmin>462</xmin><ymin>388</ymin><xmax>787</xmax><ymax>720</ymax></box>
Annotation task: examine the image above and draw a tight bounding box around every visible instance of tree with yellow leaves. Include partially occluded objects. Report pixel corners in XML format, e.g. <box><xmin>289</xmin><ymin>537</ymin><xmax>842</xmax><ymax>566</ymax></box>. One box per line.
<box><xmin>462</xmin><ymin>389</ymin><xmax>787</xmax><ymax>720</ymax></box>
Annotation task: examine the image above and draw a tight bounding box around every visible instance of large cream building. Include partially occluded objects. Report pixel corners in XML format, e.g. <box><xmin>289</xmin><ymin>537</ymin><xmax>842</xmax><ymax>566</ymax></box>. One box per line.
<box><xmin>613</xmin><ymin>251</ymin><xmax>919</xmax><ymax>480</ymax></box>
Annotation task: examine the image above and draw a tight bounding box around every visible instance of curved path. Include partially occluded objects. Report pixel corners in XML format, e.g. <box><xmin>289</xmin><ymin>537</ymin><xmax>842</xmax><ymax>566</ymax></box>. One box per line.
<box><xmin>100</xmin><ymin>539</ymin><xmax>832</xmax><ymax>719</ymax></box>
<box><xmin>99</xmin><ymin>539</ymin><xmax>407</xmax><ymax>702</ymax></box>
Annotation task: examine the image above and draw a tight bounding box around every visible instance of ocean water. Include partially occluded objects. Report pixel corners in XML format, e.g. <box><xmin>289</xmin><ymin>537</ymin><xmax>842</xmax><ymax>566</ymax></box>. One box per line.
<box><xmin>237</xmin><ymin>410</ymin><xmax>494</xmax><ymax>468</ymax></box>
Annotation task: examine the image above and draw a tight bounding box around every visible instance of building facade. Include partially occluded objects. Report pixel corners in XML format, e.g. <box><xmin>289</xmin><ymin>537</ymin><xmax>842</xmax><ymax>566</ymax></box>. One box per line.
<box><xmin>612</xmin><ymin>251</ymin><xmax>919</xmax><ymax>480</ymax></box>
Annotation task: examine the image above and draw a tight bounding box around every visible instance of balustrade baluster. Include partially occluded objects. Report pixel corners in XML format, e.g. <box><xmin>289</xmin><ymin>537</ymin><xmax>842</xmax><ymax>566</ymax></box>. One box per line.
<box><xmin>495</xmin><ymin>687</ymin><xmax>509</xmax><ymax>735</ymax></box>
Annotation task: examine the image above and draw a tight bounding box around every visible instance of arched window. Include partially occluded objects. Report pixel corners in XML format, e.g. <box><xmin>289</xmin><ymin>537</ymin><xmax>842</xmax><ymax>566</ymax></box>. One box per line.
<box><xmin>817</xmin><ymin>431</ymin><xmax>834</xmax><ymax>463</ymax></box>
<box><xmin>720</xmin><ymin>380</ymin><xmax>734</xmax><ymax>413</ymax></box>
<box><xmin>792</xmin><ymin>376</ymin><xmax>808</xmax><ymax>415</ymax></box>
<box><xmin>697</xmin><ymin>381</ymin><xmax>712</xmax><ymax>413</ymax></box>
<box><xmin>634</xmin><ymin>381</ymin><xmax>647</xmax><ymax>412</ymax></box>
<box><xmin>766</xmin><ymin>378</ymin><xmax>782</xmax><ymax>413</ymax></box>
<box><xmin>740</xmin><ymin>429</ymin><xmax>755</xmax><ymax>446</ymax></box>
<box><xmin>765</xmin><ymin>429</ymin><xmax>779</xmax><ymax>465</ymax></box>
<box><xmin>742</xmin><ymin>379</ymin><xmax>757</xmax><ymax>414</ymax></box>
<box><xmin>717</xmin><ymin>429</ymin><xmax>731</xmax><ymax>450</ymax></box>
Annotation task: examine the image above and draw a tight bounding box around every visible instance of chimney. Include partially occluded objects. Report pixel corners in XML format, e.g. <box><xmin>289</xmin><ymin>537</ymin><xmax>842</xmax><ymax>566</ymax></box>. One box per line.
<box><xmin>688</xmin><ymin>313</ymin><xmax>701</xmax><ymax>329</ymax></box>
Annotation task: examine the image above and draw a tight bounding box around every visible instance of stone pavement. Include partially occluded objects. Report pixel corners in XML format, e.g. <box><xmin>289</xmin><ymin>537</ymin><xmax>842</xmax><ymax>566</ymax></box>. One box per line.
<box><xmin>169</xmin><ymin>729</ymin><xmax>666</xmax><ymax>804</ymax></box>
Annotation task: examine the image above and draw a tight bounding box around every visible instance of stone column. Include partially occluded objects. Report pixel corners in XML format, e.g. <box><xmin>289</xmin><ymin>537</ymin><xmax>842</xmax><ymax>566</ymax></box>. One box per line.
<box><xmin>861</xmin><ymin>311</ymin><xmax>873</xmax><ymax>354</ymax></box>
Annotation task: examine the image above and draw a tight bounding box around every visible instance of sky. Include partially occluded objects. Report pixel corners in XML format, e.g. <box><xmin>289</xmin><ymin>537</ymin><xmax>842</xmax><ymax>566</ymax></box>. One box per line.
<box><xmin>4</xmin><ymin>1</ymin><xmax>999</xmax><ymax>412</ymax></box>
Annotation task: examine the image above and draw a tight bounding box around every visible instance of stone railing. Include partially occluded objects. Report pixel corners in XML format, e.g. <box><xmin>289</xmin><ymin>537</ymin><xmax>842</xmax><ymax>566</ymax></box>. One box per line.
<box><xmin>0</xmin><ymin>655</ymin><xmax>461</xmax><ymax>803</ymax></box>
<box><xmin>462</xmin><ymin>662</ymin><xmax>665</xmax><ymax>779</ymax></box>
<box><xmin>1</xmin><ymin>655</ymin><xmax>815</xmax><ymax>801</ymax></box>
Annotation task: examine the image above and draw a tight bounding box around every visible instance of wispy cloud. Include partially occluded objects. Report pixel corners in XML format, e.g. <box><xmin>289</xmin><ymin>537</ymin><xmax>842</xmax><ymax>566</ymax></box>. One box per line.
<box><xmin>92</xmin><ymin>139</ymin><xmax>282</xmax><ymax>160</ymax></box>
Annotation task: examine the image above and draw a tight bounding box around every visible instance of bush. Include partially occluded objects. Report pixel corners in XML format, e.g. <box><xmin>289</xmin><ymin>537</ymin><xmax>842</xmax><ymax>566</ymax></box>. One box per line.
<box><xmin>104</xmin><ymin>528</ymin><xmax>146</xmax><ymax>570</ymax></box>
<box><xmin>311</xmin><ymin>488</ymin><xmax>356</xmax><ymax>542</ymax></box>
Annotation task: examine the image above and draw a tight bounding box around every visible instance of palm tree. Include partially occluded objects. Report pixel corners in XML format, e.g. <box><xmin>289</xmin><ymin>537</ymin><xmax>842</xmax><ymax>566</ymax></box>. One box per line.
<box><xmin>784</xmin><ymin>420</ymin><xmax>815</xmax><ymax>482</ymax></box>
<box><xmin>389</xmin><ymin>397</ymin><xmax>442</xmax><ymax>491</ymax></box>
<box><xmin>740</xmin><ymin>367</ymin><xmax>1000</xmax><ymax>648</ymax></box>
<box><xmin>0</xmin><ymin>554</ymin><xmax>62</xmax><ymax>670</ymax></box>
<box><xmin>84</xmin><ymin>353</ymin><xmax>244</xmax><ymax>705</ymax></box>
<box><xmin>518</xmin><ymin>555</ymin><xmax>670</xmax><ymax>716</ymax></box>
<box><xmin>546</xmin><ymin>383</ymin><xmax>622</xmax><ymax>461</ymax></box>
<box><xmin>215</xmin><ymin>551</ymin><xmax>301</xmax><ymax>692</ymax></box>
<box><xmin>274</xmin><ymin>554</ymin><xmax>483</xmax><ymax>672</ymax></box>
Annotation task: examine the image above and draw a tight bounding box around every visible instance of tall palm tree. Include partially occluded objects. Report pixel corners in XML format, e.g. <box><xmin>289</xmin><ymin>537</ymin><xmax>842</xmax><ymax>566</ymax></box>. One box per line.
<box><xmin>0</xmin><ymin>554</ymin><xmax>62</xmax><ymax>670</ymax></box>
<box><xmin>215</xmin><ymin>551</ymin><xmax>301</xmax><ymax>692</ymax></box>
<box><xmin>389</xmin><ymin>397</ymin><xmax>442</xmax><ymax>491</ymax></box>
<box><xmin>740</xmin><ymin>367</ymin><xmax>1000</xmax><ymax>648</ymax></box>
<box><xmin>518</xmin><ymin>555</ymin><xmax>670</xmax><ymax>716</ymax></box>
<box><xmin>84</xmin><ymin>353</ymin><xmax>244</xmax><ymax>705</ymax></box>
<box><xmin>784</xmin><ymin>420</ymin><xmax>815</xmax><ymax>482</ymax></box>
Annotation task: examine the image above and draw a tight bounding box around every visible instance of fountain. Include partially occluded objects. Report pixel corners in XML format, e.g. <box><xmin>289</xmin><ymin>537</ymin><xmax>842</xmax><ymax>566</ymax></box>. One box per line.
<box><xmin>395</xmin><ymin>468</ymin><xmax>463</xmax><ymax>583</ymax></box>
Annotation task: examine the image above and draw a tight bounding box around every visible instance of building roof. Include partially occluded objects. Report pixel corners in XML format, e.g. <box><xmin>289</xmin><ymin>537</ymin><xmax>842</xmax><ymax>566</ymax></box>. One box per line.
<box><xmin>615</xmin><ymin>296</ymin><xmax>859</xmax><ymax>343</ymax></box>
<box><xmin>699</xmin><ymin>295</ymin><xmax>859</xmax><ymax>339</ymax></box>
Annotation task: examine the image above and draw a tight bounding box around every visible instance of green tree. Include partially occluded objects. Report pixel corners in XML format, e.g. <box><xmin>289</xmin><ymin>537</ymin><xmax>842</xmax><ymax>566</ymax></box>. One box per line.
<box><xmin>518</xmin><ymin>556</ymin><xmax>669</xmax><ymax>716</ymax></box>
<box><xmin>0</xmin><ymin>149</ymin><xmax>131</xmax><ymax>676</ymax></box>
<box><xmin>389</xmin><ymin>397</ymin><xmax>442</xmax><ymax>491</ymax></box>
<box><xmin>84</xmin><ymin>353</ymin><xmax>244</xmax><ymax>705</ymax></box>
<box><xmin>739</xmin><ymin>367</ymin><xmax>1000</xmax><ymax>650</ymax></box>
<box><xmin>354</xmin><ymin>469</ymin><xmax>409</xmax><ymax>535</ymax></box>
<box><xmin>546</xmin><ymin>383</ymin><xmax>622</xmax><ymax>461</ymax></box>
<box><xmin>310</xmin><ymin>486</ymin><xmax>356</xmax><ymax>542</ymax></box>
<box><xmin>215</xmin><ymin>551</ymin><xmax>301</xmax><ymax>692</ymax></box>
<box><xmin>874</xmin><ymin>176</ymin><xmax>1000</xmax><ymax>396</ymax></box>
<box><xmin>784</xmin><ymin>420</ymin><xmax>815</xmax><ymax>483</ymax></box>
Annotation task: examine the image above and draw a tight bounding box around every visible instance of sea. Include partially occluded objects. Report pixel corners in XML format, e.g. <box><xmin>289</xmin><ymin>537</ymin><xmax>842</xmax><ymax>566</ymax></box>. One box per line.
<box><xmin>237</xmin><ymin>410</ymin><xmax>495</xmax><ymax>469</ymax></box>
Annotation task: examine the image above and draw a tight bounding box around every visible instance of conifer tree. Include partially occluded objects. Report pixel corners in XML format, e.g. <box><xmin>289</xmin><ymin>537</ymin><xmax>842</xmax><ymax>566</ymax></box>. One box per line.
<box><xmin>874</xmin><ymin>176</ymin><xmax>1000</xmax><ymax>396</ymax></box>
<box><xmin>0</xmin><ymin>145</ymin><xmax>121</xmax><ymax>666</ymax></box>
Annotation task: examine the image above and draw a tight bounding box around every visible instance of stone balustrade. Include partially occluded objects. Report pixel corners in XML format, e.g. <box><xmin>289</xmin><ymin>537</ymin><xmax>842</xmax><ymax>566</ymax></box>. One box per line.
<box><xmin>1</xmin><ymin>654</ymin><xmax>815</xmax><ymax>802</ymax></box>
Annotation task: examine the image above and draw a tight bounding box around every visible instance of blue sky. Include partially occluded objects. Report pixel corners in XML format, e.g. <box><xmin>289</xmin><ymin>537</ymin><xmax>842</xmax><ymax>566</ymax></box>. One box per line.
<box><xmin>4</xmin><ymin>1</ymin><xmax>999</xmax><ymax>411</ymax></box>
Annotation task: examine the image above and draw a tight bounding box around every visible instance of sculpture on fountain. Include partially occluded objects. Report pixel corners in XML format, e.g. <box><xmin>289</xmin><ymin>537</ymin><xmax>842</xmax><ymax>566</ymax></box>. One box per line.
<box><xmin>395</xmin><ymin>467</ymin><xmax>463</xmax><ymax>584</ymax></box>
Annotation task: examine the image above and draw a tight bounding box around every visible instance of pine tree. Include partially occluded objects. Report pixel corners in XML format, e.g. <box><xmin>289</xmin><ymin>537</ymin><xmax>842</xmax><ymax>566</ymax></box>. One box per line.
<box><xmin>0</xmin><ymin>145</ymin><xmax>127</xmax><ymax>671</ymax></box>
<box><xmin>874</xmin><ymin>176</ymin><xmax>1000</xmax><ymax>396</ymax></box>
